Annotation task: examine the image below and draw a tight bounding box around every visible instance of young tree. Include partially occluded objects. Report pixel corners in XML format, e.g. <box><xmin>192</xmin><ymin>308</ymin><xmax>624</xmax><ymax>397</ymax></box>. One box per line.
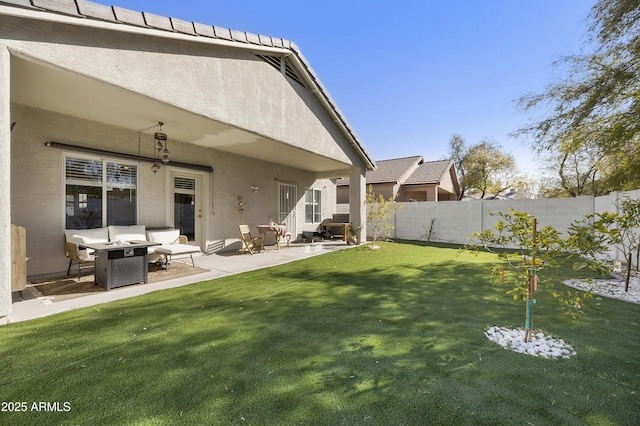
<box><xmin>468</xmin><ymin>209</ymin><xmax>617</xmax><ymax>339</ymax></box>
<box><xmin>574</xmin><ymin>197</ymin><xmax>640</xmax><ymax>288</ymax></box>
<box><xmin>616</xmin><ymin>198</ymin><xmax>640</xmax><ymax>279</ymax></box>
<box><xmin>516</xmin><ymin>0</ymin><xmax>640</xmax><ymax>192</ymax></box>
<box><xmin>366</xmin><ymin>185</ymin><xmax>401</xmax><ymax>244</ymax></box>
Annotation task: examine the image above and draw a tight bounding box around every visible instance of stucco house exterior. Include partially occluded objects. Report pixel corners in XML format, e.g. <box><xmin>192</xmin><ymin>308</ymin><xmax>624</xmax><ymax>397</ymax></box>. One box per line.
<box><xmin>337</xmin><ymin>156</ymin><xmax>459</xmax><ymax>203</ymax></box>
<box><xmin>0</xmin><ymin>0</ymin><xmax>376</xmax><ymax>322</ymax></box>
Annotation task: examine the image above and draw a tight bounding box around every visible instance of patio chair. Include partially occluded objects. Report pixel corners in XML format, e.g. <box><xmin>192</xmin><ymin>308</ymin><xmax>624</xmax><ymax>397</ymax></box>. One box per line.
<box><xmin>238</xmin><ymin>224</ymin><xmax>264</xmax><ymax>255</ymax></box>
<box><xmin>64</xmin><ymin>234</ymin><xmax>96</xmax><ymax>280</ymax></box>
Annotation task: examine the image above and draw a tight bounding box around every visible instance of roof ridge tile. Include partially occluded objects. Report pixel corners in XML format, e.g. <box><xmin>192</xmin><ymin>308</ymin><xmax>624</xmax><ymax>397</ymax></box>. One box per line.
<box><xmin>230</xmin><ymin>28</ymin><xmax>248</xmax><ymax>43</ymax></box>
<box><xmin>32</xmin><ymin>0</ymin><xmax>79</xmax><ymax>16</ymax></box>
<box><xmin>112</xmin><ymin>5</ymin><xmax>147</xmax><ymax>27</ymax></box>
<box><xmin>245</xmin><ymin>31</ymin><xmax>261</xmax><ymax>45</ymax></box>
<box><xmin>0</xmin><ymin>0</ymin><xmax>39</xmax><ymax>10</ymax></box>
<box><xmin>213</xmin><ymin>25</ymin><xmax>232</xmax><ymax>41</ymax></box>
<box><xmin>192</xmin><ymin>21</ymin><xmax>214</xmax><ymax>37</ymax></box>
<box><xmin>170</xmin><ymin>17</ymin><xmax>195</xmax><ymax>35</ymax></box>
<box><xmin>77</xmin><ymin>1</ymin><xmax>115</xmax><ymax>21</ymax></box>
<box><xmin>142</xmin><ymin>11</ymin><xmax>172</xmax><ymax>31</ymax></box>
<box><xmin>258</xmin><ymin>34</ymin><xmax>275</xmax><ymax>47</ymax></box>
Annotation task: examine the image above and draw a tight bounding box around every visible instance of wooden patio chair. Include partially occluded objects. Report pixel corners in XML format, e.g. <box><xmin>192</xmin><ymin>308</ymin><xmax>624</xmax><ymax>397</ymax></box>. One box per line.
<box><xmin>238</xmin><ymin>224</ymin><xmax>264</xmax><ymax>255</ymax></box>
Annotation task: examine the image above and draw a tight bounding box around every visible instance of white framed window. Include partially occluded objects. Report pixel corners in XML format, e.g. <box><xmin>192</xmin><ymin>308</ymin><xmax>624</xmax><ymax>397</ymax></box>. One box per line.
<box><xmin>173</xmin><ymin>176</ymin><xmax>196</xmax><ymax>241</ymax></box>
<box><xmin>65</xmin><ymin>155</ymin><xmax>138</xmax><ymax>229</ymax></box>
<box><xmin>305</xmin><ymin>188</ymin><xmax>322</xmax><ymax>223</ymax></box>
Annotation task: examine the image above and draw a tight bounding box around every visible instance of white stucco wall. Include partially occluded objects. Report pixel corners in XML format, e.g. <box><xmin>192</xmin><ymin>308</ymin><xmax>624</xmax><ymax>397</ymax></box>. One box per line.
<box><xmin>0</xmin><ymin>45</ymin><xmax>11</xmax><ymax>321</ymax></box>
<box><xmin>1</xmin><ymin>13</ymin><xmax>358</xmax><ymax>166</ymax></box>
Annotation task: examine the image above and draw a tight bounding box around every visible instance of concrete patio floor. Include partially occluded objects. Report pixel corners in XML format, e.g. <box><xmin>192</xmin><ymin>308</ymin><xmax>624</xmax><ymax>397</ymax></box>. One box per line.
<box><xmin>8</xmin><ymin>240</ymin><xmax>354</xmax><ymax>324</ymax></box>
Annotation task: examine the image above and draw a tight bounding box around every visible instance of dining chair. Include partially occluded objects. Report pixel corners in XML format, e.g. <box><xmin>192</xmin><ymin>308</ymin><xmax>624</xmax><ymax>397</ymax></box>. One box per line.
<box><xmin>238</xmin><ymin>225</ymin><xmax>264</xmax><ymax>255</ymax></box>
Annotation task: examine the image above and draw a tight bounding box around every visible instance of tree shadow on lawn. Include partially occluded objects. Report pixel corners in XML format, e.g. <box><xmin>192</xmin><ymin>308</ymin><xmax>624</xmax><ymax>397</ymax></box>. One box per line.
<box><xmin>1</xmin><ymin>241</ymin><xmax>638</xmax><ymax>425</ymax></box>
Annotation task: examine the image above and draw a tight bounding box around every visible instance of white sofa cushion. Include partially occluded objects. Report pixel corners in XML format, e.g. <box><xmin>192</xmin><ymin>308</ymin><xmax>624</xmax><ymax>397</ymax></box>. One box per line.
<box><xmin>147</xmin><ymin>229</ymin><xmax>180</xmax><ymax>245</ymax></box>
<box><xmin>154</xmin><ymin>244</ymin><xmax>200</xmax><ymax>255</ymax></box>
<box><xmin>108</xmin><ymin>225</ymin><xmax>146</xmax><ymax>243</ymax></box>
<box><xmin>64</xmin><ymin>228</ymin><xmax>109</xmax><ymax>260</ymax></box>
<box><xmin>146</xmin><ymin>229</ymin><xmax>180</xmax><ymax>255</ymax></box>
<box><xmin>64</xmin><ymin>228</ymin><xmax>109</xmax><ymax>244</ymax></box>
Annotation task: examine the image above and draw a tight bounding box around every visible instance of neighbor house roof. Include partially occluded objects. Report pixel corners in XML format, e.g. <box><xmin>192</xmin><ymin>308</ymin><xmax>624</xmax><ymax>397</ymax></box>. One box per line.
<box><xmin>0</xmin><ymin>0</ymin><xmax>375</xmax><ymax>170</ymax></box>
<box><xmin>337</xmin><ymin>155</ymin><xmax>423</xmax><ymax>186</ymax></box>
<box><xmin>403</xmin><ymin>159</ymin><xmax>455</xmax><ymax>185</ymax></box>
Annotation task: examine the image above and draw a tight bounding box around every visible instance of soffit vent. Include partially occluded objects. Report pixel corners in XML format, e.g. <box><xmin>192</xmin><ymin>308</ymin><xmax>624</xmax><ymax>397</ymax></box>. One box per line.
<box><xmin>256</xmin><ymin>55</ymin><xmax>306</xmax><ymax>88</ymax></box>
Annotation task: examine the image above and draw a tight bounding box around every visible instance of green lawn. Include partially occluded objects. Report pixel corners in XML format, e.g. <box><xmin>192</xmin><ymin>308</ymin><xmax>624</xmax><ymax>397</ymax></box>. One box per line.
<box><xmin>1</xmin><ymin>241</ymin><xmax>638</xmax><ymax>425</ymax></box>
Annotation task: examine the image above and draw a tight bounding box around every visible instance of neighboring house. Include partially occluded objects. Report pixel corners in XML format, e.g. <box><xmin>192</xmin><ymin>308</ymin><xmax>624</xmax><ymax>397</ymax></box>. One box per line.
<box><xmin>337</xmin><ymin>156</ymin><xmax>459</xmax><ymax>203</ymax></box>
<box><xmin>0</xmin><ymin>0</ymin><xmax>376</xmax><ymax>321</ymax></box>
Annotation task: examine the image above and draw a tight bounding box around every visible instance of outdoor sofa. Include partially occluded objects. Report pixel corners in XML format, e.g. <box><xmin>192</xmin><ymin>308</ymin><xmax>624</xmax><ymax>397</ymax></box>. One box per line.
<box><xmin>64</xmin><ymin>225</ymin><xmax>200</xmax><ymax>278</ymax></box>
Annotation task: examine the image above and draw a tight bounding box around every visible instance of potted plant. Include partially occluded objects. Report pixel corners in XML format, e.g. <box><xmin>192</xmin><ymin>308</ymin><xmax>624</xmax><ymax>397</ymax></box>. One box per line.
<box><xmin>346</xmin><ymin>224</ymin><xmax>360</xmax><ymax>245</ymax></box>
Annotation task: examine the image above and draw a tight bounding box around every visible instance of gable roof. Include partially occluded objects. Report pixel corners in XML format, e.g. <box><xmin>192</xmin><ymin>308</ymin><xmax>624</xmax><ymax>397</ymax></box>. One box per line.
<box><xmin>403</xmin><ymin>159</ymin><xmax>455</xmax><ymax>185</ymax></box>
<box><xmin>337</xmin><ymin>156</ymin><xmax>460</xmax><ymax>200</ymax></box>
<box><xmin>0</xmin><ymin>0</ymin><xmax>375</xmax><ymax>170</ymax></box>
<box><xmin>337</xmin><ymin>155</ymin><xmax>422</xmax><ymax>186</ymax></box>
<box><xmin>366</xmin><ymin>155</ymin><xmax>423</xmax><ymax>184</ymax></box>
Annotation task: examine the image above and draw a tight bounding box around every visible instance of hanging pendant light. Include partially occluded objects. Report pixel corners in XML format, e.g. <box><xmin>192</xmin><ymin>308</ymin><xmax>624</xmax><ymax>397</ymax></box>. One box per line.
<box><xmin>161</xmin><ymin>140</ymin><xmax>170</xmax><ymax>164</ymax></box>
<box><xmin>151</xmin><ymin>161</ymin><xmax>162</xmax><ymax>174</ymax></box>
<box><xmin>150</xmin><ymin>122</ymin><xmax>169</xmax><ymax>172</ymax></box>
<box><xmin>154</xmin><ymin>123</ymin><xmax>167</xmax><ymax>151</ymax></box>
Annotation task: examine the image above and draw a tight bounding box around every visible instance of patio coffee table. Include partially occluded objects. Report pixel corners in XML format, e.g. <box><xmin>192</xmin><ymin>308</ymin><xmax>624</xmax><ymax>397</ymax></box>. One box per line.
<box><xmin>78</xmin><ymin>240</ymin><xmax>160</xmax><ymax>290</ymax></box>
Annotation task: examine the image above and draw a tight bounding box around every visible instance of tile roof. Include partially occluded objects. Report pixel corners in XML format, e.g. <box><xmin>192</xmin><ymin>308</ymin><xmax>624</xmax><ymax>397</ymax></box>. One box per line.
<box><xmin>366</xmin><ymin>156</ymin><xmax>423</xmax><ymax>184</ymax></box>
<box><xmin>337</xmin><ymin>157</ymin><xmax>456</xmax><ymax>187</ymax></box>
<box><xmin>1</xmin><ymin>0</ymin><xmax>293</xmax><ymax>47</ymax></box>
<box><xmin>403</xmin><ymin>160</ymin><xmax>454</xmax><ymax>185</ymax></box>
<box><xmin>337</xmin><ymin>155</ymin><xmax>422</xmax><ymax>186</ymax></box>
<box><xmin>0</xmin><ymin>0</ymin><xmax>375</xmax><ymax>170</ymax></box>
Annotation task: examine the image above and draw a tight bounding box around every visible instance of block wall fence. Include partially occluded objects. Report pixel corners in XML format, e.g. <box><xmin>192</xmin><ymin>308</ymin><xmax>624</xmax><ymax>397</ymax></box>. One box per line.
<box><xmin>365</xmin><ymin>189</ymin><xmax>640</xmax><ymax>264</ymax></box>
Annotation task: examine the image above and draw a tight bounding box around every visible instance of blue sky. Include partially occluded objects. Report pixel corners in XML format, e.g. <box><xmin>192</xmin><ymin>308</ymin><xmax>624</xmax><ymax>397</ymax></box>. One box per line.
<box><xmin>94</xmin><ymin>0</ymin><xmax>595</xmax><ymax>176</ymax></box>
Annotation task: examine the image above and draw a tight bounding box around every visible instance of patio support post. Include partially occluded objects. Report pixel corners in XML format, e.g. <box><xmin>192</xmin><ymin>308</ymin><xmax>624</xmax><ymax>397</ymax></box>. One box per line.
<box><xmin>0</xmin><ymin>46</ymin><xmax>11</xmax><ymax>322</ymax></box>
<box><xmin>349</xmin><ymin>166</ymin><xmax>366</xmax><ymax>244</ymax></box>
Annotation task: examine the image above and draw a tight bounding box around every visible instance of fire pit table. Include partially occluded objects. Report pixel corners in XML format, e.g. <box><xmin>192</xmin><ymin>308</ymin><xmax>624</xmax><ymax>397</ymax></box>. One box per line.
<box><xmin>78</xmin><ymin>240</ymin><xmax>161</xmax><ymax>290</ymax></box>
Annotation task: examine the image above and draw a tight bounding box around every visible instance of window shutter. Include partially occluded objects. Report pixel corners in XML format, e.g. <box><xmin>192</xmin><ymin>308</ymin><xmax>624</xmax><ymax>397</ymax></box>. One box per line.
<box><xmin>65</xmin><ymin>157</ymin><xmax>102</xmax><ymax>185</ymax></box>
<box><xmin>107</xmin><ymin>162</ymin><xmax>137</xmax><ymax>188</ymax></box>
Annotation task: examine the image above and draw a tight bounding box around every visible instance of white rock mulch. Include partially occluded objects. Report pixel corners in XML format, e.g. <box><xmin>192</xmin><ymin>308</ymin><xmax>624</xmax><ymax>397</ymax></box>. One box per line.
<box><xmin>564</xmin><ymin>273</ymin><xmax>640</xmax><ymax>305</ymax></box>
<box><xmin>485</xmin><ymin>326</ymin><xmax>576</xmax><ymax>359</ymax></box>
<box><xmin>486</xmin><ymin>272</ymin><xmax>639</xmax><ymax>359</ymax></box>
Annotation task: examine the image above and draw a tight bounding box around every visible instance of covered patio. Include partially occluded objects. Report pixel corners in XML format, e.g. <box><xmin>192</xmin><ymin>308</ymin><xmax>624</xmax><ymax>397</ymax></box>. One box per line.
<box><xmin>8</xmin><ymin>239</ymin><xmax>355</xmax><ymax>323</ymax></box>
<box><xmin>1</xmin><ymin>0</ymin><xmax>375</xmax><ymax>323</ymax></box>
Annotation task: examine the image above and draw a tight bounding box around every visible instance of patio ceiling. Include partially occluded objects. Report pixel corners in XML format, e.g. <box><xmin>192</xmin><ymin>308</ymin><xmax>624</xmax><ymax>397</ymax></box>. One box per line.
<box><xmin>10</xmin><ymin>56</ymin><xmax>349</xmax><ymax>174</ymax></box>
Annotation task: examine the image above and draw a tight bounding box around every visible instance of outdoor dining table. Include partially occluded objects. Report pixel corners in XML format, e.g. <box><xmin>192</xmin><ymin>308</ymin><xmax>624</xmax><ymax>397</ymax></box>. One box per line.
<box><xmin>256</xmin><ymin>224</ymin><xmax>289</xmax><ymax>251</ymax></box>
